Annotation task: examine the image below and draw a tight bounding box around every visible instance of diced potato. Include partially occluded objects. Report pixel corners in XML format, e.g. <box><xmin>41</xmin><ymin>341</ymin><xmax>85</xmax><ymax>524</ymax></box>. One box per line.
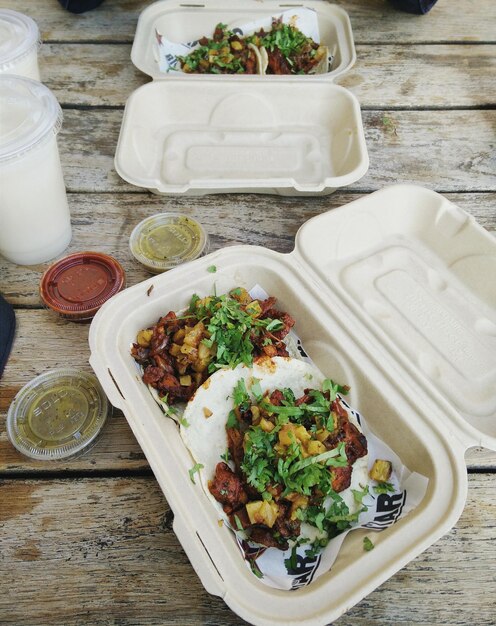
<box><xmin>251</xmin><ymin>405</ymin><xmax>261</xmax><ymax>425</ymax></box>
<box><xmin>179</xmin><ymin>375</ymin><xmax>192</xmax><ymax>387</ymax></box>
<box><xmin>169</xmin><ymin>343</ymin><xmax>181</xmax><ymax>357</ymax></box>
<box><xmin>316</xmin><ymin>429</ymin><xmax>331</xmax><ymax>442</ymax></box>
<box><xmin>245</xmin><ymin>501</ymin><xmax>279</xmax><ymax>528</ymax></box>
<box><xmin>306</xmin><ymin>440</ymin><xmax>327</xmax><ymax>456</ymax></box>
<box><xmin>184</xmin><ymin>322</ymin><xmax>205</xmax><ymax>347</ymax></box>
<box><xmin>245</xmin><ymin>301</ymin><xmax>262</xmax><ymax>317</ymax></box>
<box><xmin>136</xmin><ymin>329</ymin><xmax>153</xmax><ymax>347</ymax></box>
<box><xmin>285</xmin><ymin>493</ymin><xmax>309</xmax><ymax>519</ymax></box>
<box><xmin>259</xmin><ymin>417</ymin><xmax>274</xmax><ymax>432</ymax></box>
<box><xmin>294</xmin><ymin>425</ymin><xmax>311</xmax><ymax>443</ymax></box>
<box><xmin>230</xmin><ymin>41</ymin><xmax>243</xmax><ymax>51</ymax></box>
<box><xmin>198</xmin><ymin>342</ymin><xmax>212</xmax><ymax>360</ymax></box>
<box><xmin>369</xmin><ymin>459</ymin><xmax>393</xmax><ymax>482</ymax></box>
<box><xmin>278</xmin><ymin>424</ymin><xmax>297</xmax><ymax>446</ymax></box>
<box><xmin>180</xmin><ymin>344</ymin><xmax>197</xmax><ymax>357</ymax></box>
<box><xmin>203</xmin><ymin>407</ymin><xmax>213</xmax><ymax>418</ymax></box>
<box><xmin>173</xmin><ymin>328</ymin><xmax>186</xmax><ymax>343</ymax></box>
<box><xmin>229</xmin><ymin>287</ymin><xmax>251</xmax><ymax>304</ymax></box>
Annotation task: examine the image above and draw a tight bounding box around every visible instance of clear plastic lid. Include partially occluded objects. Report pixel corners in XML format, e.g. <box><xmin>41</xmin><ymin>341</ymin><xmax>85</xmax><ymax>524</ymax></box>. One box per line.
<box><xmin>0</xmin><ymin>9</ymin><xmax>40</xmax><ymax>70</ymax></box>
<box><xmin>0</xmin><ymin>75</ymin><xmax>62</xmax><ymax>163</ymax></box>
<box><xmin>40</xmin><ymin>251</ymin><xmax>126</xmax><ymax>321</ymax></box>
<box><xmin>129</xmin><ymin>213</ymin><xmax>209</xmax><ymax>273</ymax></box>
<box><xmin>7</xmin><ymin>369</ymin><xmax>110</xmax><ymax>461</ymax></box>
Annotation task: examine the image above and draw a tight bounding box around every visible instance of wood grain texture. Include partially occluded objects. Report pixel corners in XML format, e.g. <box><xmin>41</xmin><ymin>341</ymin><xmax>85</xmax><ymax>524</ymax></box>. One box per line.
<box><xmin>0</xmin><ymin>473</ymin><xmax>494</xmax><ymax>625</ymax></box>
<box><xmin>35</xmin><ymin>43</ymin><xmax>496</xmax><ymax>108</ymax></box>
<box><xmin>5</xmin><ymin>0</ymin><xmax>496</xmax><ymax>44</ymax></box>
<box><xmin>1</xmin><ymin>192</ymin><xmax>495</xmax><ymax>308</ymax></box>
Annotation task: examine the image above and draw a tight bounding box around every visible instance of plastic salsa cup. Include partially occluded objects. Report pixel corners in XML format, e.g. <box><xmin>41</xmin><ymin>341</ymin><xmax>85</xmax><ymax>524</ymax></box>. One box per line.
<box><xmin>7</xmin><ymin>368</ymin><xmax>109</xmax><ymax>461</ymax></box>
<box><xmin>40</xmin><ymin>251</ymin><xmax>126</xmax><ymax>322</ymax></box>
<box><xmin>129</xmin><ymin>213</ymin><xmax>209</xmax><ymax>274</ymax></box>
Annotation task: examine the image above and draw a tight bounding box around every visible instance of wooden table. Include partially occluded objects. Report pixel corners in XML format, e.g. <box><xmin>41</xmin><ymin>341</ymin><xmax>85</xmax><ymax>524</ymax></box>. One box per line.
<box><xmin>1</xmin><ymin>1</ymin><xmax>495</xmax><ymax>624</ymax></box>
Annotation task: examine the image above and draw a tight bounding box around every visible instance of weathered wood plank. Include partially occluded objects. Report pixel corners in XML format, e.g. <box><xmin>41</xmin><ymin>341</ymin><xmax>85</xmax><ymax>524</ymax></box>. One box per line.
<box><xmin>36</xmin><ymin>43</ymin><xmax>496</xmax><ymax>109</ymax></box>
<box><xmin>1</xmin><ymin>192</ymin><xmax>494</xmax><ymax>307</ymax></box>
<box><xmin>1</xmin><ymin>306</ymin><xmax>495</xmax><ymax>472</ymax></box>
<box><xmin>51</xmin><ymin>109</ymin><xmax>496</xmax><ymax>193</ymax></box>
<box><xmin>0</xmin><ymin>473</ymin><xmax>494</xmax><ymax>625</ymax></box>
<box><xmin>6</xmin><ymin>0</ymin><xmax>496</xmax><ymax>44</ymax></box>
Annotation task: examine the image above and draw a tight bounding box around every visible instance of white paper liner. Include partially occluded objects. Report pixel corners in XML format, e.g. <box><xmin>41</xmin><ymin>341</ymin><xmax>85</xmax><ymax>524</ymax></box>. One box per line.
<box><xmin>155</xmin><ymin>7</ymin><xmax>333</xmax><ymax>74</ymax></box>
<box><xmin>132</xmin><ymin>284</ymin><xmax>429</xmax><ymax>590</ymax></box>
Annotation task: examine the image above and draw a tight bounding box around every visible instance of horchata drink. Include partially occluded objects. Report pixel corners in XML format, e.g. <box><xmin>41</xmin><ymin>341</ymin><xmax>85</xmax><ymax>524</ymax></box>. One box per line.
<box><xmin>0</xmin><ymin>76</ymin><xmax>72</xmax><ymax>265</ymax></box>
<box><xmin>0</xmin><ymin>10</ymin><xmax>41</xmax><ymax>81</ymax></box>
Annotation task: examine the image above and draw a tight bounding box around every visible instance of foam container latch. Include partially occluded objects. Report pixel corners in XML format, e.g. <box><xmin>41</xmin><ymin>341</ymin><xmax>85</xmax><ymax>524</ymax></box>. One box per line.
<box><xmin>114</xmin><ymin>0</ymin><xmax>369</xmax><ymax>195</ymax></box>
<box><xmin>89</xmin><ymin>185</ymin><xmax>496</xmax><ymax>625</ymax></box>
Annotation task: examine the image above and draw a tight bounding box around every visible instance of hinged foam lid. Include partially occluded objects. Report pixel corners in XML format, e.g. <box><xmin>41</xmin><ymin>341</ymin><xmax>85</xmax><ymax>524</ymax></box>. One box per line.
<box><xmin>295</xmin><ymin>184</ymin><xmax>496</xmax><ymax>451</ymax></box>
<box><xmin>131</xmin><ymin>0</ymin><xmax>356</xmax><ymax>81</ymax></box>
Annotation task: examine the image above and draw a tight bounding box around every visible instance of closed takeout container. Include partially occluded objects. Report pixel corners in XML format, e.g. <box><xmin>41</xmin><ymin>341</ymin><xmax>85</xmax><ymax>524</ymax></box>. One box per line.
<box><xmin>89</xmin><ymin>185</ymin><xmax>496</xmax><ymax>624</ymax></box>
<box><xmin>115</xmin><ymin>0</ymin><xmax>368</xmax><ymax>196</ymax></box>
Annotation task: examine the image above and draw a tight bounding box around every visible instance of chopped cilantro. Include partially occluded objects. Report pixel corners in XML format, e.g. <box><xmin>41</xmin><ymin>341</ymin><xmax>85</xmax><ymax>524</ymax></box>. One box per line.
<box><xmin>373</xmin><ymin>482</ymin><xmax>395</xmax><ymax>495</ymax></box>
<box><xmin>226</xmin><ymin>410</ymin><xmax>239</xmax><ymax>430</ymax></box>
<box><xmin>265</xmin><ymin>319</ymin><xmax>285</xmax><ymax>332</ymax></box>
<box><xmin>220</xmin><ymin>448</ymin><xmax>230</xmax><ymax>463</ymax></box>
<box><xmin>190</xmin><ymin>292</ymin><xmax>284</xmax><ymax>373</ymax></box>
<box><xmin>363</xmin><ymin>536</ymin><xmax>374</xmax><ymax>551</ymax></box>
<box><xmin>188</xmin><ymin>463</ymin><xmax>204</xmax><ymax>484</ymax></box>
<box><xmin>250</xmin><ymin>378</ymin><xmax>263</xmax><ymax>402</ymax></box>
<box><xmin>178</xmin><ymin>416</ymin><xmax>190</xmax><ymax>428</ymax></box>
<box><xmin>207</xmin><ymin>265</ymin><xmax>217</xmax><ymax>273</ymax></box>
<box><xmin>322</xmin><ymin>378</ymin><xmax>349</xmax><ymax>401</ymax></box>
<box><xmin>284</xmin><ymin>545</ymin><xmax>298</xmax><ymax>571</ymax></box>
<box><xmin>352</xmin><ymin>484</ymin><xmax>369</xmax><ymax>505</ymax></box>
<box><xmin>234</xmin><ymin>514</ymin><xmax>244</xmax><ymax>531</ymax></box>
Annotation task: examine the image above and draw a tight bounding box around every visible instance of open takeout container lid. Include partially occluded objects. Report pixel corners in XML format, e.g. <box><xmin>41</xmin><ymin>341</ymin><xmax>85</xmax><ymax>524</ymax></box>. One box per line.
<box><xmin>114</xmin><ymin>79</ymin><xmax>368</xmax><ymax>196</ymax></box>
<box><xmin>116</xmin><ymin>0</ymin><xmax>367</xmax><ymax>196</ymax></box>
<box><xmin>88</xmin><ymin>185</ymin><xmax>496</xmax><ymax>624</ymax></box>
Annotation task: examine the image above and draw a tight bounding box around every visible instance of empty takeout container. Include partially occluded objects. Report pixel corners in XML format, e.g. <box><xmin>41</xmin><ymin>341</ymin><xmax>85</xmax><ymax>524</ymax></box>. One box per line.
<box><xmin>89</xmin><ymin>185</ymin><xmax>496</xmax><ymax>625</ymax></box>
<box><xmin>115</xmin><ymin>0</ymin><xmax>368</xmax><ymax>195</ymax></box>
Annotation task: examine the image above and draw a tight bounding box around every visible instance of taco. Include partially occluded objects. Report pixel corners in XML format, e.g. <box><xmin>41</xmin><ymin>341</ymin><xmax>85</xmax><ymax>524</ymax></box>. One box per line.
<box><xmin>178</xmin><ymin>23</ymin><xmax>264</xmax><ymax>74</ymax></box>
<box><xmin>249</xmin><ymin>19</ymin><xmax>329</xmax><ymax>75</ymax></box>
<box><xmin>181</xmin><ymin>357</ymin><xmax>369</xmax><ymax>552</ymax></box>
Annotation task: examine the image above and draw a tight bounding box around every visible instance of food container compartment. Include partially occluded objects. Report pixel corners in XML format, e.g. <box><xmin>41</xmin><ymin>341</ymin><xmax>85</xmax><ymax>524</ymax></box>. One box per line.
<box><xmin>89</xmin><ymin>186</ymin><xmax>495</xmax><ymax>624</ymax></box>
<box><xmin>131</xmin><ymin>0</ymin><xmax>356</xmax><ymax>81</ymax></box>
<box><xmin>114</xmin><ymin>80</ymin><xmax>368</xmax><ymax>196</ymax></box>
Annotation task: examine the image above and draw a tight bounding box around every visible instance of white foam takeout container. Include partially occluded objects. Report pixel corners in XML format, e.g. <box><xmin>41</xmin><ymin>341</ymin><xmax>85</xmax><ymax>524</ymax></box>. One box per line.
<box><xmin>89</xmin><ymin>185</ymin><xmax>496</xmax><ymax>625</ymax></box>
<box><xmin>115</xmin><ymin>0</ymin><xmax>369</xmax><ymax>196</ymax></box>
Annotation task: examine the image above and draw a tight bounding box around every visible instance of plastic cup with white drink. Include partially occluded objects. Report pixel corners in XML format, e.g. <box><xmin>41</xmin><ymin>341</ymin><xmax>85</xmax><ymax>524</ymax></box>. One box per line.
<box><xmin>0</xmin><ymin>76</ymin><xmax>72</xmax><ymax>265</ymax></box>
<box><xmin>0</xmin><ymin>9</ymin><xmax>41</xmax><ymax>81</ymax></box>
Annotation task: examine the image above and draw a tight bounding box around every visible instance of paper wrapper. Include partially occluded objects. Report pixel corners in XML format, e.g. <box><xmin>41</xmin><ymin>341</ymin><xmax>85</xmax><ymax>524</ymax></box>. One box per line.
<box><xmin>155</xmin><ymin>7</ymin><xmax>334</xmax><ymax>74</ymax></box>
<box><xmin>134</xmin><ymin>284</ymin><xmax>429</xmax><ymax>590</ymax></box>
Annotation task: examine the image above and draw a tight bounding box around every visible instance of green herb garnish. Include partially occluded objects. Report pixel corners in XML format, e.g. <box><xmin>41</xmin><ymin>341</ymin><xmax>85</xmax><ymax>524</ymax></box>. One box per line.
<box><xmin>373</xmin><ymin>482</ymin><xmax>395</xmax><ymax>495</ymax></box>
<box><xmin>188</xmin><ymin>463</ymin><xmax>204</xmax><ymax>484</ymax></box>
<box><xmin>363</xmin><ymin>536</ymin><xmax>374</xmax><ymax>551</ymax></box>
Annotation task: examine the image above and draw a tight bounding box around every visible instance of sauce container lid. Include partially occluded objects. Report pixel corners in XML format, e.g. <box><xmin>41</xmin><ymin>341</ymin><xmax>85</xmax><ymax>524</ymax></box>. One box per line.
<box><xmin>0</xmin><ymin>76</ymin><xmax>62</xmax><ymax>163</ymax></box>
<box><xmin>40</xmin><ymin>251</ymin><xmax>126</xmax><ymax>321</ymax></box>
<box><xmin>129</xmin><ymin>213</ymin><xmax>209</xmax><ymax>273</ymax></box>
<box><xmin>7</xmin><ymin>368</ymin><xmax>109</xmax><ymax>461</ymax></box>
<box><xmin>0</xmin><ymin>9</ymin><xmax>40</xmax><ymax>70</ymax></box>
